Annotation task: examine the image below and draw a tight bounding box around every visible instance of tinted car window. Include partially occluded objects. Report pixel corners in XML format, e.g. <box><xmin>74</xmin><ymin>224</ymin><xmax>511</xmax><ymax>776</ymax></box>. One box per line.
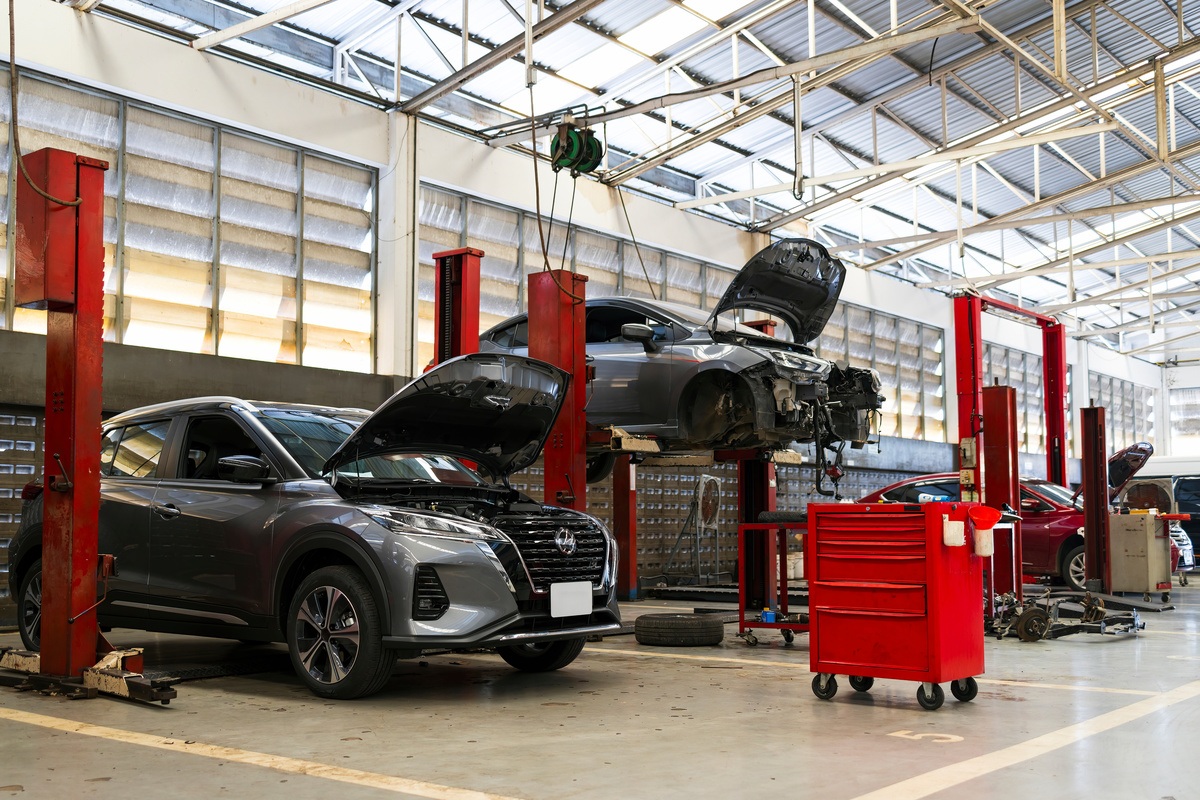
<box><xmin>585</xmin><ymin>306</ymin><xmax>676</xmax><ymax>343</ymax></box>
<box><xmin>106</xmin><ymin>422</ymin><xmax>170</xmax><ymax>477</ymax></box>
<box><xmin>180</xmin><ymin>415</ymin><xmax>263</xmax><ymax>479</ymax></box>
<box><xmin>883</xmin><ymin>480</ymin><xmax>960</xmax><ymax>503</ymax></box>
<box><xmin>490</xmin><ymin>320</ymin><xmax>528</xmax><ymax>348</ymax></box>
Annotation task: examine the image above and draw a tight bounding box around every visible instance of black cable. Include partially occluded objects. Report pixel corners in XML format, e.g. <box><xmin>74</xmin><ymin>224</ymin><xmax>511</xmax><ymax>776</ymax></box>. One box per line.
<box><xmin>8</xmin><ymin>0</ymin><xmax>80</xmax><ymax>207</ymax></box>
<box><xmin>529</xmin><ymin>88</ymin><xmax>583</xmax><ymax>304</ymax></box>
<box><xmin>617</xmin><ymin>188</ymin><xmax>657</xmax><ymax>301</ymax></box>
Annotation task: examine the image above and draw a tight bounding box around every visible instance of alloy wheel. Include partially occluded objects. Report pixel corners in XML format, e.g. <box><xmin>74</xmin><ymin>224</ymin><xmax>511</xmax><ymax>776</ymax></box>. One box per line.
<box><xmin>293</xmin><ymin>585</ymin><xmax>361</xmax><ymax>685</ymax></box>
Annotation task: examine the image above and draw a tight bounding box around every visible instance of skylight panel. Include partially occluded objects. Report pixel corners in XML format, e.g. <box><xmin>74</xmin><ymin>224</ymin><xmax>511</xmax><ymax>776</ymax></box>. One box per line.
<box><xmin>557</xmin><ymin>46</ymin><xmax>644</xmax><ymax>88</ymax></box>
<box><xmin>683</xmin><ymin>0</ymin><xmax>752</xmax><ymax>22</ymax></box>
<box><xmin>617</xmin><ymin>7</ymin><xmax>708</xmax><ymax>56</ymax></box>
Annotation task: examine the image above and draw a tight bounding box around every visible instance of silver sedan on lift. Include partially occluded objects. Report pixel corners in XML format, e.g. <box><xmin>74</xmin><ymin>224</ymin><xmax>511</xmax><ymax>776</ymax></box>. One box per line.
<box><xmin>480</xmin><ymin>238</ymin><xmax>885</xmax><ymax>481</ymax></box>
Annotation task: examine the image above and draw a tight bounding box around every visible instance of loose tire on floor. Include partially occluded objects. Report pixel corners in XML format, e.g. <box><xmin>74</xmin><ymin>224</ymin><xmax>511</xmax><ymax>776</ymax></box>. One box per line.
<box><xmin>287</xmin><ymin>565</ymin><xmax>395</xmax><ymax>700</ymax></box>
<box><xmin>497</xmin><ymin>637</ymin><xmax>586</xmax><ymax>672</ymax></box>
<box><xmin>634</xmin><ymin>613</ymin><xmax>725</xmax><ymax>647</ymax></box>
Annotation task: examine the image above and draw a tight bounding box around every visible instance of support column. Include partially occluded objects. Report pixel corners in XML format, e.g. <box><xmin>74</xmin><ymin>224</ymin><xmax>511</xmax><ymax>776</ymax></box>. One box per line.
<box><xmin>15</xmin><ymin>149</ymin><xmax>108</xmax><ymax>678</ymax></box>
<box><xmin>1080</xmin><ymin>405</ymin><xmax>1109</xmax><ymax>592</ymax></box>
<box><xmin>528</xmin><ymin>270</ymin><xmax>588</xmax><ymax>511</ymax></box>
<box><xmin>612</xmin><ymin>455</ymin><xmax>638</xmax><ymax>600</ymax></box>
<box><xmin>1042</xmin><ymin>321</ymin><xmax>1068</xmax><ymax>486</ymax></box>
<box><xmin>376</xmin><ymin>113</ymin><xmax>419</xmax><ymax>382</ymax></box>
<box><xmin>954</xmin><ymin>294</ymin><xmax>985</xmax><ymax>502</ymax></box>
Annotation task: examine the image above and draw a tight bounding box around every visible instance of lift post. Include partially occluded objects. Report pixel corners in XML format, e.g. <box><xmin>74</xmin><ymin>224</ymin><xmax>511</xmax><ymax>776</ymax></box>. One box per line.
<box><xmin>430</xmin><ymin>247</ymin><xmax>482</xmax><ymax>364</ymax></box>
<box><xmin>528</xmin><ymin>270</ymin><xmax>588</xmax><ymax>511</ymax></box>
<box><xmin>953</xmin><ymin>295</ymin><xmax>985</xmax><ymax>501</ymax></box>
<box><xmin>1080</xmin><ymin>406</ymin><xmax>1110</xmax><ymax>592</ymax></box>
<box><xmin>3</xmin><ymin>148</ymin><xmax>176</xmax><ymax>704</ymax></box>
<box><xmin>981</xmin><ymin>385</ymin><xmax>1023</xmax><ymax>605</ymax></box>
<box><xmin>612</xmin><ymin>454</ymin><xmax>638</xmax><ymax>600</ymax></box>
<box><xmin>14</xmin><ymin>149</ymin><xmax>107</xmax><ymax>681</ymax></box>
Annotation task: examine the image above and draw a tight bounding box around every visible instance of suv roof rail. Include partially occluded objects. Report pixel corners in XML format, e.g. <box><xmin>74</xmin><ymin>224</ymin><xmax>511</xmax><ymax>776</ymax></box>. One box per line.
<box><xmin>107</xmin><ymin>396</ymin><xmax>258</xmax><ymax>423</ymax></box>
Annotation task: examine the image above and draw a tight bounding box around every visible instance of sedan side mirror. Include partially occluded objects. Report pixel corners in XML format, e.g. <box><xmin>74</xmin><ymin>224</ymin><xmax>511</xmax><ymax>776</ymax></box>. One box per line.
<box><xmin>621</xmin><ymin>323</ymin><xmax>661</xmax><ymax>353</ymax></box>
<box><xmin>1020</xmin><ymin>498</ymin><xmax>1042</xmax><ymax>512</ymax></box>
<box><xmin>217</xmin><ymin>455</ymin><xmax>275</xmax><ymax>484</ymax></box>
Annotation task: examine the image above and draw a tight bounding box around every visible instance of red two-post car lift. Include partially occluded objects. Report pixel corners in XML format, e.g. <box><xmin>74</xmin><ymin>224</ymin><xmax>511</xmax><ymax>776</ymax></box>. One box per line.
<box><xmin>0</xmin><ymin>148</ymin><xmax>176</xmax><ymax>703</ymax></box>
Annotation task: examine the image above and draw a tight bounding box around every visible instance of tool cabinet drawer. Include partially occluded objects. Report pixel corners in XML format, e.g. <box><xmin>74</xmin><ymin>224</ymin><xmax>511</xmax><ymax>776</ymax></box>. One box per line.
<box><xmin>813</xmin><ymin>609</ymin><xmax>929</xmax><ymax>673</ymax></box>
<box><xmin>810</xmin><ymin>581</ymin><xmax>926</xmax><ymax>614</ymax></box>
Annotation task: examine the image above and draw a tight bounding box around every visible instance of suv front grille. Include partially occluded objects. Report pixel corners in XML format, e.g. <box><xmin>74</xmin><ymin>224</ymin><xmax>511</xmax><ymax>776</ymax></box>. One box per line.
<box><xmin>493</xmin><ymin>516</ymin><xmax>607</xmax><ymax>593</ymax></box>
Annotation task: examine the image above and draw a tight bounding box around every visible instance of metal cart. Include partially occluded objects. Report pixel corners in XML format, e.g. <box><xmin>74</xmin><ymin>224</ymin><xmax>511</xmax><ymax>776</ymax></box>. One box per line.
<box><xmin>736</xmin><ymin>521</ymin><xmax>809</xmax><ymax>645</ymax></box>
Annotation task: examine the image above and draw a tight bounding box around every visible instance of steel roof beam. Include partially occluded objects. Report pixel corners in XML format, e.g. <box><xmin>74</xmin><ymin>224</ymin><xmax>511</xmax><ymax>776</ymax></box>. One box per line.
<box><xmin>192</xmin><ymin>0</ymin><xmax>340</xmax><ymax>51</ymax></box>
<box><xmin>399</xmin><ymin>0</ymin><xmax>607</xmax><ymax>114</ymax></box>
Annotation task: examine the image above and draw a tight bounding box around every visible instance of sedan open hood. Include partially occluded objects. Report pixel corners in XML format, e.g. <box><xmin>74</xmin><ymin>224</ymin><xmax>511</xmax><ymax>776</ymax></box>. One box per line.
<box><xmin>708</xmin><ymin>238</ymin><xmax>846</xmax><ymax>343</ymax></box>
<box><xmin>1108</xmin><ymin>441</ymin><xmax>1154</xmax><ymax>500</ymax></box>
<box><xmin>323</xmin><ymin>353</ymin><xmax>569</xmax><ymax>479</ymax></box>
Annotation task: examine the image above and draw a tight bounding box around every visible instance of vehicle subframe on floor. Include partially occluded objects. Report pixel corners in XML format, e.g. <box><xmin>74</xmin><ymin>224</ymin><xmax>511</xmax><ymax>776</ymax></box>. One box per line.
<box><xmin>990</xmin><ymin>591</ymin><xmax>1147</xmax><ymax>642</ymax></box>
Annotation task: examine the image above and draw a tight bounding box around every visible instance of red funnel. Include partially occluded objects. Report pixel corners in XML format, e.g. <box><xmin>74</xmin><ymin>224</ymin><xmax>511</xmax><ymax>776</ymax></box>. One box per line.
<box><xmin>968</xmin><ymin>505</ymin><xmax>1003</xmax><ymax>531</ymax></box>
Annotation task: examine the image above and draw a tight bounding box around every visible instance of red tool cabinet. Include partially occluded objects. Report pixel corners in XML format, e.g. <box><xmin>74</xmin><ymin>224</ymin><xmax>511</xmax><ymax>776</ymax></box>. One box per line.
<box><xmin>807</xmin><ymin>502</ymin><xmax>986</xmax><ymax>710</ymax></box>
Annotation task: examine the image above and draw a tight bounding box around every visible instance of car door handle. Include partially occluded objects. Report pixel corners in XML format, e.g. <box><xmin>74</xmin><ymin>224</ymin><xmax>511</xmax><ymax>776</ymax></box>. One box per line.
<box><xmin>153</xmin><ymin>503</ymin><xmax>181</xmax><ymax>520</ymax></box>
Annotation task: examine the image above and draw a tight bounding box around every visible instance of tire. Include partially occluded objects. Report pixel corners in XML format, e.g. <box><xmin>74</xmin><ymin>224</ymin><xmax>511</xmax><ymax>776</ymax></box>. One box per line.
<box><xmin>812</xmin><ymin>674</ymin><xmax>838</xmax><ymax>700</ymax></box>
<box><xmin>848</xmin><ymin>675</ymin><xmax>874</xmax><ymax>693</ymax></box>
<box><xmin>1015</xmin><ymin>606</ymin><xmax>1050</xmax><ymax>642</ymax></box>
<box><xmin>917</xmin><ymin>683</ymin><xmax>945</xmax><ymax>711</ymax></box>
<box><xmin>287</xmin><ymin>566</ymin><xmax>394</xmax><ymax>700</ymax></box>
<box><xmin>497</xmin><ymin>638</ymin><xmax>586</xmax><ymax>672</ymax></box>
<box><xmin>17</xmin><ymin>558</ymin><xmax>42</xmax><ymax>651</ymax></box>
<box><xmin>586</xmin><ymin>453</ymin><xmax>617</xmax><ymax>484</ymax></box>
<box><xmin>950</xmin><ymin>677</ymin><xmax>979</xmax><ymax>702</ymax></box>
<box><xmin>634</xmin><ymin>613</ymin><xmax>725</xmax><ymax>647</ymax></box>
<box><xmin>1062</xmin><ymin>544</ymin><xmax>1087</xmax><ymax>591</ymax></box>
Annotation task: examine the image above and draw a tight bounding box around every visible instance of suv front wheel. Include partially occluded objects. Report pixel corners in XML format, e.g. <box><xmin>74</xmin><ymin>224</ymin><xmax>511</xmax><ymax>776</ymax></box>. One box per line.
<box><xmin>17</xmin><ymin>558</ymin><xmax>42</xmax><ymax>651</ymax></box>
<box><xmin>287</xmin><ymin>566</ymin><xmax>394</xmax><ymax>699</ymax></box>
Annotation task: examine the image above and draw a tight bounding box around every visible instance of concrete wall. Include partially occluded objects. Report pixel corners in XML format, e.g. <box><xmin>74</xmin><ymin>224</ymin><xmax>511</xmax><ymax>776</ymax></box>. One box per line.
<box><xmin>3</xmin><ymin>331</ymin><xmax>399</xmax><ymax>414</ymax></box>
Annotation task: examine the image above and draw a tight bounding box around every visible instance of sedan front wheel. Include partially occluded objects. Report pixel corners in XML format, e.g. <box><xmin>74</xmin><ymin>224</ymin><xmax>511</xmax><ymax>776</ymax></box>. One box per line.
<box><xmin>287</xmin><ymin>566</ymin><xmax>394</xmax><ymax>699</ymax></box>
<box><xmin>1063</xmin><ymin>545</ymin><xmax>1087</xmax><ymax>592</ymax></box>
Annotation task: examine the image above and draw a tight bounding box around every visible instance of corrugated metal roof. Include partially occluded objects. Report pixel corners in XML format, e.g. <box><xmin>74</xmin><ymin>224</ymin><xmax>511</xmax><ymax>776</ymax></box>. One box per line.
<box><xmin>90</xmin><ymin>0</ymin><xmax>1200</xmax><ymax>359</ymax></box>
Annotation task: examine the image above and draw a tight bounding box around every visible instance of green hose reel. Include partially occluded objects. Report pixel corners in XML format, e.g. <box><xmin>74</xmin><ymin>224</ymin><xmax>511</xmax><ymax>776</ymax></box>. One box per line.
<box><xmin>551</xmin><ymin>123</ymin><xmax>604</xmax><ymax>175</ymax></box>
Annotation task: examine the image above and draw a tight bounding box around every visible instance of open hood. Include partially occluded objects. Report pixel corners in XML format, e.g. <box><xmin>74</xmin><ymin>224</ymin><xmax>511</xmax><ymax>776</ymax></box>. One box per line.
<box><xmin>1108</xmin><ymin>441</ymin><xmax>1154</xmax><ymax>500</ymax></box>
<box><xmin>323</xmin><ymin>353</ymin><xmax>569</xmax><ymax>479</ymax></box>
<box><xmin>708</xmin><ymin>238</ymin><xmax>846</xmax><ymax>343</ymax></box>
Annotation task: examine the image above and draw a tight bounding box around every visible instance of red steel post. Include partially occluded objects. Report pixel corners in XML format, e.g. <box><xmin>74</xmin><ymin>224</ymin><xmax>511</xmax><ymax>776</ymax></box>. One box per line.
<box><xmin>527</xmin><ymin>270</ymin><xmax>588</xmax><ymax>510</ymax></box>
<box><xmin>1080</xmin><ymin>405</ymin><xmax>1109</xmax><ymax>591</ymax></box>
<box><xmin>1042</xmin><ymin>321</ymin><xmax>1068</xmax><ymax>487</ymax></box>
<box><xmin>15</xmin><ymin>149</ymin><xmax>108</xmax><ymax>677</ymax></box>
<box><xmin>430</xmin><ymin>247</ymin><xmax>483</xmax><ymax>365</ymax></box>
<box><xmin>953</xmin><ymin>294</ymin><xmax>985</xmax><ymax>502</ymax></box>
<box><xmin>612</xmin><ymin>454</ymin><xmax>638</xmax><ymax>600</ymax></box>
<box><xmin>736</xmin><ymin>455</ymin><xmax>777</xmax><ymax>611</ymax></box>
<box><xmin>981</xmin><ymin>385</ymin><xmax>1023</xmax><ymax>603</ymax></box>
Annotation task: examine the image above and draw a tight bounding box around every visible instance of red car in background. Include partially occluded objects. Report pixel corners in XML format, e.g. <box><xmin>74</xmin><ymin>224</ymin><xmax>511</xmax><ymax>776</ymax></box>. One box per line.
<box><xmin>859</xmin><ymin>444</ymin><xmax>1160</xmax><ymax>591</ymax></box>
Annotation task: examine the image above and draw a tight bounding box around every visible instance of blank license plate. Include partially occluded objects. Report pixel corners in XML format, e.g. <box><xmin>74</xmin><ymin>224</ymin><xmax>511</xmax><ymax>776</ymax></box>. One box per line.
<box><xmin>550</xmin><ymin>582</ymin><xmax>592</xmax><ymax>618</ymax></box>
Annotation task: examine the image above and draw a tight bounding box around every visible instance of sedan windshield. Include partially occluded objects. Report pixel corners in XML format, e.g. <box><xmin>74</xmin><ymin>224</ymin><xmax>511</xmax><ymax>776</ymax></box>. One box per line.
<box><xmin>258</xmin><ymin>409</ymin><xmax>484</xmax><ymax>486</ymax></box>
<box><xmin>1027</xmin><ymin>479</ymin><xmax>1083</xmax><ymax>510</ymax></box>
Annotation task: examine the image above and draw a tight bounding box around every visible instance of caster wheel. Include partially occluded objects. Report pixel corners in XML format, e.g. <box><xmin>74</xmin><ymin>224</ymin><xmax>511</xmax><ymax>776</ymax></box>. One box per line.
<box><xmin>812</xmin><ymin>674</ymin><xmax>838</xmax><ymax>700</ymax></box>
<box><xmin>745</xmin><ymin>634</ymin><xmax>758</xmax><ymax>647</ymax></box>
<box><xmin>848</xmin><ymin>675</ymin><xmax>874</xmax><ymax>693</ymax></box>
<box><xmin>1143</xmin><ymin>592</ymin><xmax>1151</xmax><ymax>602</ymax></box>
<box><xmin>782</xmin><ymin>630</ymin><xmax>795</xmax><ymax>644</ymax></box>
<box><xmin>950</xmin><ymin>677</ymin><xmax>978</xmax><ymax>702</ymax></box>
<box><xmin>1162</xmin><ymin>592</ymin><xmax>1171</xmax><ymax>603</ymax></box>
<box><xmin>917</xmin><ymin>683</ymin><xmax>945</xmax><ymax>711</ymax></box>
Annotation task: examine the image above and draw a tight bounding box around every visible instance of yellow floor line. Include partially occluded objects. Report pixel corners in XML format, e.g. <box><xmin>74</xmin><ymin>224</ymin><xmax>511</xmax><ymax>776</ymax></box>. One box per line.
<box><xmin>0</xmin><ymin>707</ymin><xmax>523</xmax><ymax>800</ymax></box>
<box><xmin>847</xmin><ymin>679</ymin><xmax>1200</xmax><ymax>800</ymax></box>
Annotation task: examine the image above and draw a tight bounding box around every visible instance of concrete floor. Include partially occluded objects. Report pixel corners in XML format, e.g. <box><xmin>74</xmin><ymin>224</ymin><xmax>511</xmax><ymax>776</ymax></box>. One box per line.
<box><xmin>1</xmin><ymin>585</ymin><xmax>1198</xmax><ymax>800</ymax></box>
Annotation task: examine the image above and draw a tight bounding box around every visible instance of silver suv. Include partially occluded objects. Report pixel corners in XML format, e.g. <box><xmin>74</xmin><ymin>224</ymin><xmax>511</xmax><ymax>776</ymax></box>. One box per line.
<box><xmin>8</xmin><ymin>354</ymin><xmax>620</xmax><ymax>699</ymax></box>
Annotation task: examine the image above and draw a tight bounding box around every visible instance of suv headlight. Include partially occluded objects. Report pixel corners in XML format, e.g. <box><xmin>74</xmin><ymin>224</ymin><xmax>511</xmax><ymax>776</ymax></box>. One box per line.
<box><xmin>369</xmin><ymin>509</ymin><xmax>506</xmax><ymax>541</ymax></box>
<box><xmin>747</xmin><ymin>346</ymin><xmax>831</xmax><ymax>378</ymax></box>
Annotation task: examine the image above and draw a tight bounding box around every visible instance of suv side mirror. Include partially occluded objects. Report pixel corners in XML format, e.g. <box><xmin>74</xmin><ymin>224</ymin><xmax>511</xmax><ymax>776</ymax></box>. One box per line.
<box><xmin>621</xmin><ymin>323</ymin><xmax>661</xmax><ymax>353</ymax></box>
<box><xmin>217</xmin><ymin>455</ymin><xmax>275</xmax><ymax>483</ymax></box>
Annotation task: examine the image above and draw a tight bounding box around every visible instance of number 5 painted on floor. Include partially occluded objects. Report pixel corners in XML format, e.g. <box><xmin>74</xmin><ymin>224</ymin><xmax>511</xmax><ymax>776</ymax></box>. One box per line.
<box><xmin>888</xmin><ymin>730</ymin><xmax>964</xmax><ymax>743</ymax></box>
